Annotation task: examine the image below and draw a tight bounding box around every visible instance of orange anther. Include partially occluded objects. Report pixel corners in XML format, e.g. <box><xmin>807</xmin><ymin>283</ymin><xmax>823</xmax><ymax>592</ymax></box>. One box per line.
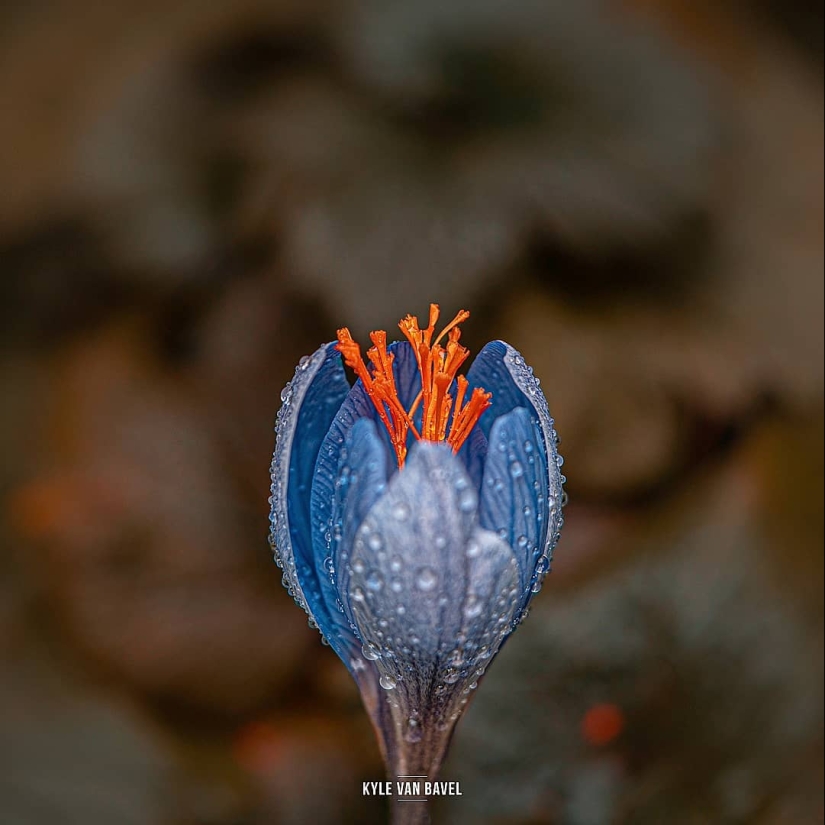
<box><xmin>338</xmin><ymin>306</ymin><xmax>490</xmax><ymax>467</ymax></box>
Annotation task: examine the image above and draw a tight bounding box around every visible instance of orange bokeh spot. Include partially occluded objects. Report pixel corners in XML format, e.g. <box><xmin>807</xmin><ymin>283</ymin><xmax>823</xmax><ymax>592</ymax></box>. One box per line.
<box><xmin>581</xmin><ymin>703</ymin><xmax>625</xmax><ymax>746</ymax></box>
<box><xmin>233</xmin><ymin>721</ymin><xmax>285</xmax><ymax>775</ymax></box>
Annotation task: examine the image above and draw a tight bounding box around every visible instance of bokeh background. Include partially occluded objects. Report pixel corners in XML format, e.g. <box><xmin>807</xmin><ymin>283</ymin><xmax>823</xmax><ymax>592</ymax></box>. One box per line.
<box><xmin>1</xmin><ymin>1</ymin><xmax>823</xmax><ymax>823</ymax></box>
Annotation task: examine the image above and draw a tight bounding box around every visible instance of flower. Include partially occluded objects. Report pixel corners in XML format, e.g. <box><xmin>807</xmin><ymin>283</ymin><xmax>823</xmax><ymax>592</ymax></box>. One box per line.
<box><xmin>269</xmin><ymin>305</ymin><xmax>565</xmax><ymax>801</ymax></box>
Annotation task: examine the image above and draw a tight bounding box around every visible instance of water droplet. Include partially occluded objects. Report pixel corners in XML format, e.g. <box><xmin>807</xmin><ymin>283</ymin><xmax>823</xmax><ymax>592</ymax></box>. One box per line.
<box><xmin>390</xmin><ymin>555</ymin><xmax>403</xmax><ymax>573</ymax></box>
<box><xmin>362</xmin><ymin>642</ymin><xmax>381</xmax><ymax>660</ymax></box>
<box><xmin>458</xmin><ymin>488</ymin><xmax>477</xmax><ymax>512</ymax></box>
<box><xmin>510</xmin><ymin>461</ymin><xmax>524</xmax><ymax>479</ymax></box>
<box><xmin>522</xmin><ymin>505</ymin><xmax>532</xmax><ymax>517</ymax></box>
<box><xmin>351</xmin><ymin>558</ymin><xmax>365</xmax><ymax>574</ymax></box>
<box><xmin>434</xmin><ymin>535</ymin><xmax>447</xmax><ymax>550</ymax></box>
<box><xmin>556</xmin><ymin>454</ymin><xmax>564</xmax><ymax>467</ymax></box>
<box><xmin>379</xmin><ymin>674</ymin><xmax>397</xmax><ymax>690</ymax></box>
<box><xmin>298</xmin><ymin>355</ymin><xmax>311</xmax><ymax>369</ymax></box>
<box><xmin>524</xmin><ymin>440</ymin><xmax>534</xmax><ymax>453</ymax></box>
<box><xmin>464</xmin><ymin>596</ymin><xmax>483</xmax><ymax>618</ymax></box>
<box><xmin>351</xmin><ymin>586</ymin><xmax>365</xmax><ymax>602</ymax></box>
<box><xmin>367</xmin><ymin>533</ymin><xmax>383</xmax><ymax>551</ymax></box>
<box><xmin>366</xmin><ymin>570</ymin><xmax>384</xmax><ymax>591</ymax></box>
<box><xmin>404</xmin><ymin>717</ymin><xmax>422</xmax><ymax>743</ymax></box>
<box><xmin>396</xmin><ymin>605</ymin><xmax>406</xmax><ymax>615</ymax></box>
<box><xmin>517</xmin><ymin>535</ymin><xmax>529</xmax><ymax>549</ymax></box>
<box><xmin>466</xmin><ymin>541</ymin><xmax>481</xmax><ymax>558</ymax></box>
<box><xmin>443</xmin><ymin>667</ymin><xmax>460</xmax><ymax>684</ymax></box>
<box><xmin>531</xmin><ymin>580</ymin><xmax>543</xmax><ymax>593</ymax></box>
<box><xmin>280</xmin><ymin>386</ymin><xmax>292</xmax><ymax>403</ymax></box>
<box><xmin>416</xmin><ymin>567</ymin><xmax>438</xmax><ymax>592</ymax></box>
<box><xmin>561</xmin><ymin>491</ymin><xmax>569</xmax><ymax>507</ymax></box>
<box><xmin>392</xmin><ymin>502</ymin><xmax>410</xmax><ymax>521</ymax></box>
<box><xmin>390</xmin><ymin>578</ymin><xmax>403</xmax><ymax>593</ymax></box>
<box><xmin>322</xmin><ymin>556</ymin><xmax>335</xmax><ymax>576</ymax></box>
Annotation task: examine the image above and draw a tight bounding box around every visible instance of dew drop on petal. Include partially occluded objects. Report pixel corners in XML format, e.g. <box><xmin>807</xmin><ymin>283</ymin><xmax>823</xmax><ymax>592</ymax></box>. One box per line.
<box><xmin>464</xmin><ymin>596</ymin><xmax>483</xmax><ymax>619</ymax></box>
<box><xmin>366</xmin><ymin>570</ymin><xmax>384</xmax><ymax>591</ymax></box>
<box><xmin>368</xmin><ymin>533</ymin><xmax>383</xmax><ymax>551</ymax></box>
<box><xmin>416</xmin><ymin>567</ymin><xmax>438</xmax><ymax>592</ymax></box>
<box><xmin>466</xmin><ymin>541</ymin><xmax>481</xmax><ymax>558</ymax></box>
<box><xmin>362</xmin><ymin>643</ymin><xmax>381</xmax><ymax>661</ymax></box>
<box><xmin>392</xmin><ymin>502</ymin><xmax>410</xmax><ymax>521</ymax></box>
<box><xmin>379</xmin><ymin>674</ymin><xmax>397</xmax><ymax>690</ymax></box>
<box><xmin>510</xmin><ymin>461</ymin><xmax>524</xmax><ymax>479</ymax></box>
<box><xmin>390</xmin><ymin>555</ymin><xmax>403</xmax><ymax>573</ymax></box>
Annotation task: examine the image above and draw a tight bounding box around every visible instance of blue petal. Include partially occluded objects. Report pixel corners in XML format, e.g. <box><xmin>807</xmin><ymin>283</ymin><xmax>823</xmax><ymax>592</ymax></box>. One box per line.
<box><xmin>313</xmin><ymin>340</ymin><xmax>422</xmax><ymax>484</ymax></box>
<box><xmin>269</xmin><ymin>343</ymin><xmax>357</xmax><ymax>662</ymax></box>
<box><xmin>467</xmin><ymin>341</ymin><xmax>565</xmax><ymax>579</ymax></box>
<box><xmin>343</xmin><ymin>441</ymin><xmax>519</xmax><ymax>728</ymax></box>
<box><xmin>479</xmin><ymin>407</ymin><xmax>546</xmax><ymax>596</ymax></box>
<box><xmin>312</xmin><ymin>417</ymin><xmax>388</xmax><ymax>637</ymax></box>
<box><xmin>388</xmin><ymin>340</ymin><xmax>423</xmax><ymax>410</ymax></box>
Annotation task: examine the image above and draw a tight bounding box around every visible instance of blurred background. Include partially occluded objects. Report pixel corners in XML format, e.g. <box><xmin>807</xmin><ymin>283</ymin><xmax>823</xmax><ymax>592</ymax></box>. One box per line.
<box><xmin>0</xmin><ymin>0</ymin><xmax>822</xmax><ymax>823</ymax></box>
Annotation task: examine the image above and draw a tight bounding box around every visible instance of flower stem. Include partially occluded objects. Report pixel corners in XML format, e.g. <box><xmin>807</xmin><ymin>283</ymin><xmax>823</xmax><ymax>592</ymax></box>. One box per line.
<box><xmin>391</xmin><ymin>798</ymin><xmax>431</xmax><ymax>825</ymax></box>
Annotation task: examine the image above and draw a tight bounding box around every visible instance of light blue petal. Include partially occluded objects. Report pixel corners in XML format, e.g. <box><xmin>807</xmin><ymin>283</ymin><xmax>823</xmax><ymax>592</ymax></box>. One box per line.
<box><xmin>479</xmin><ymin>407</ymin><xmax>546</xmax><ymax>597</ymax></box>
<box><xmin>342</xmin><ymin>441</ymin><xmax>519</xmax><ymax>731</ymax></box>
<box><xmin>269</xmin><ymin>342</ymin><xmax>358</xmax><ymax>662</ymax></box>
<box><xmin>467</xmin><ymin>341</ymin><xmax>565</xmax><ymax>592</ymax></box>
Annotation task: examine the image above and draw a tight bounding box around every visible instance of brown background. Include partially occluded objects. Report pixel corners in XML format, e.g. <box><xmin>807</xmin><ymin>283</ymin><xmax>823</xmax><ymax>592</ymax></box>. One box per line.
<box><xmin>1</xmin><ymin>1</ymin><xmax>822</xmax><ymax>822</ymax></box>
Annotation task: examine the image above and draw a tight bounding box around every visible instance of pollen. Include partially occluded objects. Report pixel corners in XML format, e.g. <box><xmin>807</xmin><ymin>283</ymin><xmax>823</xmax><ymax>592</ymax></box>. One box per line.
<box><xmin>336</xmin><ymin>304</ymin><xmax>491</xmax><ymax>467</ymax></box>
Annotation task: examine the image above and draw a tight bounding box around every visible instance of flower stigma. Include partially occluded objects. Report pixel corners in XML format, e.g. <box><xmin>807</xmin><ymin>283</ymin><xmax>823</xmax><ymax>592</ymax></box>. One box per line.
<box><xmin>335</xmin><ymin>304</ymin><xmax>492</xmax><ymax>467</ymax></box>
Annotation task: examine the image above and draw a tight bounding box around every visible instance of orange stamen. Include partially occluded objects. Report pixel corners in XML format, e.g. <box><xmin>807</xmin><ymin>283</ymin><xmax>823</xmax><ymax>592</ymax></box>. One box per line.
<box><xmin>337</xmin><ymin>305</ymin><xmax>490</xmax><ymax>467</ymax></box>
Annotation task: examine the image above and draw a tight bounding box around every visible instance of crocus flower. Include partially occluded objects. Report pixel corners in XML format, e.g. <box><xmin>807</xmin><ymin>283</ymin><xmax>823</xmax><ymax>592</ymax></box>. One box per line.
<box><xmin>269</xmin><ymin>305</ymin><xmax>564</xmax><ymax>822</ymax></box>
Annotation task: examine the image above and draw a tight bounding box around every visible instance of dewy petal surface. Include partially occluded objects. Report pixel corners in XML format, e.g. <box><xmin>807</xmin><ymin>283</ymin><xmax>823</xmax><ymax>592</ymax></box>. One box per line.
<box><xmin>467</xmin><ymin>340</ymin><xmax>565</xmax><ymax>575</ymax></box>
<box><xmin>480</xmin><ymin>406</ymin><xmax>547</xmax><ymax>598</ymax></box>
<box><xmin>343</xmin><ymin>442</ymin><xmax>520</xmax><ymax>763</ymax></box>
<box><xmin>270</xmin><ymin>342</ymin><xmax>356</xmax><ymax>660</ymax></box>
<box><xmin>312</xmin><ymin>417</ymin><xmax>389</xmax><ymax>636</ymax></box>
